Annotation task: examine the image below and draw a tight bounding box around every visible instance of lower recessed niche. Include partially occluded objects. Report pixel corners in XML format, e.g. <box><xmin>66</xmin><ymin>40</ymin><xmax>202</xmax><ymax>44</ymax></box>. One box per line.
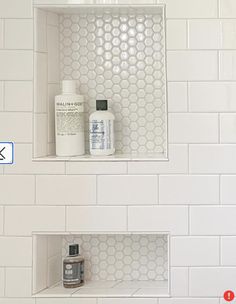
<box><xmin>33</xmin><ymin>233</ymin><xmax>169</xmax><ymax>298</ymax></box>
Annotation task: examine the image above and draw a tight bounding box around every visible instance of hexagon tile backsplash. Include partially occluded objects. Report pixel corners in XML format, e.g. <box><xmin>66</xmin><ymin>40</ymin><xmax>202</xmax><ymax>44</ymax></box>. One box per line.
<box><xmin>62</xmin><ymin>234</ymin><xmax>168</xmax><ymax>281</ymax></box>
<box><xmin>60</xmin><ymin>7</ymin><xmax>167</xmax><ymax>155</ymax></box>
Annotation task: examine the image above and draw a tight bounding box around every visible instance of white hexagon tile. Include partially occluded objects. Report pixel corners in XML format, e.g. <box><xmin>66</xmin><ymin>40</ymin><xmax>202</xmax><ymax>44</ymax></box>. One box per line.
<box><xmin>62</xmin><ymin>234</ymin><xmax>168</xmax><ymax>281</ymax></box>
<box><xmin>59</xmin><ymin>7</ymin><xmax>167</xmax><ymax>155</ymax></box>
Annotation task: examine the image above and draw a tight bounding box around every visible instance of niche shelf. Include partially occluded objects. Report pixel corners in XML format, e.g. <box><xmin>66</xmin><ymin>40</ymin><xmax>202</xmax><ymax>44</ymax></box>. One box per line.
<box><xmin>33</xmin><ymin>2</ymin><xmax>168</xmax><ymax>162</ymax></box>
<box><xmin>32</xmin><ymin>232</ymin><xmax>169</xmax><ymax>298</ymax></box>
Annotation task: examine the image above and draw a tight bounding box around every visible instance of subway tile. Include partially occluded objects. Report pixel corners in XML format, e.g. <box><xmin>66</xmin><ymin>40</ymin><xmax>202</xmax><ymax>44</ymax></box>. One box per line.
<box><xmin>34</xmin><ymin>52</ymin><xmax>47</xmax><ymax>113</ymax></box>
<box><xmin>98</xmin><ymin>175</ymin><xmax>158</xmax><ymax>205</ymax></box>
<box><xmin>160</xmin><ymin>0</ymin><xmax>217</xmax><ymax>18</ymax></box>
<box><xmin>36</xmin><ymin>175</ymin><xmax>96</xmax><ymax>205</ymax></box>
<box><xmin>220</xmin><ymin>51</ymin><xmax>236</xmax><ymax>80</ymax></box>
<box><xmin>34</xmin><ymin>8</ymin><xmax>47</xmax><ymax>53</ymax></box>
<box><xmin>5</xmin><ymin>81</ymin><xmax>33</xmax><ymax>111</ymax></box>
<box><xmin>220</xmin><ymin>0</ymin><xmax>236</xmax><ymax>18</ymax></box>
<box><xmin>0</xmin><ymin>268</ymin><xmax>4</xmax><ymax>297</ymax></box>
<box><xmin>67</xmin><ymin>206</ymin><xmax>127</xmax><ymax>232</ymax></box>
<box><xmin>128</xmin><ymin>144</ymin><xmax>188</xmax><ymax>174</ymax></box>
<box><xmin>5</xmin><ymin>206</ymin><xmax>65</xmax><ymax>235</ymax></box>
<box><xmin>221</xmin><ymin>237</ymin><xmax>236</xmax><ymax>265</ymax></box>
<box><xmin>0</xmin><ymin>112</ymin><xmax>32</xmax><ymax>143</ymax></box>
<box><xmin>66</xmin><ymin>161</ymin><xmax>127</xmax><ymax>175</ymax></box>
<box><xmin>0</xmin><ymin>0</ymin><xmax>32</xmax><ymax>18</ymax></box>
<box><xmin>4</xmin><ymin>144</ymin><xmax>65</xmax><ymax>175</ymax></box>
<box><xmin>4</xmin><ymin>19</ymin><xmax>33</xmax><ymax>49</ymax></box>
<box><xmin>0</xmin><ymin>300</ymin><xmax>35</xmax><ymax>304</ymax></box>
<box><xmin>34</xmin><ymin>113</ymin><xmax>48</xmax><ymax>158</ymax></box>
<box><xmin>220</xmin><ymin>114</ymin><xmax>236</xmax><ymax>143</ymax></box>
<box><xmin>171</xmin><ymin>267</ymin><xmax>188</xmax><ymax>296</ymax></box>
<box><xmin>0</xmin><ymin>237</ymin><xmax>32</xmax><ymax>266</ymax></box>
<box><xmin>5</xmin><ymin>267</ymin><xmax>32</xmax><ymax>297</ymax></box>
<box><xmin>189</xmin><ymin>144</ymin><xmax>236</xmax><ymax>173</ymax></box>
<box><xmin>128</xmin><ymin>206</ymin><xmax>188</xmax><ymax>235</ymax></box>
<box><xmin>36</xmin><ymin>299</ymin><xmax>96</xmax><ymax>304</ymax></box>
<box><xmin>188</xmin><ymin>20</ymin><xmax>220</xmax><ymax>49</ymax></box>
<box><xmin>47</xmin><ymin>25</ymin><xmax>60</xmax><ymax>83</ymax></box>
<box><xmin>167</xmin><ymin>82</ymin><xmax>188</xmax><ymax>112</ymax></box>
<box><xmin>98</xmin><ymin>299</ymin><xmax>157</xmax><ymax>304</ymax></box>
<box><xmin>0</xmin><ymin>175</ymin><xmax>34</xmax><ymax>205</ymax></box>
<box><xmin>190</xmin><ymin>206</ymin><xmax>236</xmax><ymax>235</ymax></box>
<box><xmin>160</xmin><ymin>300</ymin><xmax>219</xmax><ymax>304</ymax></box>
<box><xmin>167</xmin><ymin>20</ymin><xmax>187</xmax><ymax>49</ymax></box>
<box><xmin>189</xmin><ymin>267</ymin><xmax>236</xmax><ymax>296</ymax></box>
<box><xmin>221</xmin><ymin>20</ymin><xmax>236</xmax><ymax>49</ymax></box>
<box><xmin>0</xmin><ymin>50</ymin><xmax>33</xmax><ymax>80</ymax></box>
<box><xmin>221</xmin><ymin>175</ymin><xmax>236</xmax><ymax>204</ymax></box>
<box><xmin>189</xmin><ymin>82</ymin><xmax>236</xmax><ymax>112</ymax></box>
<box><xmin>159</xmin><ymin>175</ymin><xmax>219</xmax><ymax>204</ymax></box>
<box><xmin>169</xmin><ymin>113</ymin><xmax>218</xmax><ymax>143</ymax></box>
<box><xmin>167</xmin><ymin>51</ymin><xmax>217</xmax><ymax>81</ymax></box>
<box><xmin>171</xmin><ymin>237</ymin><xmax>219</xmax><ymax>266</ymax></box>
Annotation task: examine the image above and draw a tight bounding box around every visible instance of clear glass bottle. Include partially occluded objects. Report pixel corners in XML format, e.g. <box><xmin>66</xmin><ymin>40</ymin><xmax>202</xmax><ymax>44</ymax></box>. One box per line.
<box><xmin>63</xmin><ymin>244</ymin><xmax>84</xmax><ymax>288</ymax></box>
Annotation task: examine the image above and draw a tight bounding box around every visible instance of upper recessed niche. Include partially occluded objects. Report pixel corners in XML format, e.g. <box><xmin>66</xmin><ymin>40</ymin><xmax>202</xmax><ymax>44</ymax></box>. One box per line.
<box><xmin>33</xmin><ymin>2</ymin><xmax>168</xmax><ymax>162</ymax></box>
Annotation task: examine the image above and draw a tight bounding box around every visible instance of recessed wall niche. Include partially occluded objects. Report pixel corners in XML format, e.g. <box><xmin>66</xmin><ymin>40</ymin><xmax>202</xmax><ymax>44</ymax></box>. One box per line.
<box><xmin>33</xmin><ymin>3</ymin><xmax>168</xmax><ymax>161</ymax></box>
<box><xmin>32</xmin><ymin>233</ymin><xmax>169</xmax><ymax>298</ymax></box>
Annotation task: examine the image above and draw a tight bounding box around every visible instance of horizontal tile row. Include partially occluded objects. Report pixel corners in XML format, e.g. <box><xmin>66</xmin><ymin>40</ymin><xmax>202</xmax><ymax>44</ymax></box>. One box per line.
<box><xmin>4</xmin><ymin>205</ymin><xmax>236</xmax><ymax>236</ymax></box>
<box><xmin>3</xmin><ymin>174</ymin><xmax>236</xmax><ymax>205</ymax></box>
<box><xmin>1</xmin><ymin>19</ymin><xmax>33</xmax><ymax>50</ymax></box>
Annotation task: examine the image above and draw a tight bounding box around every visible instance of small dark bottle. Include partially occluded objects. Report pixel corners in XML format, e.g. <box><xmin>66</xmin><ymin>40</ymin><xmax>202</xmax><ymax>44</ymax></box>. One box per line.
<box><xmin>63</xmin><ymin>244</ymin><xmax>85</xmax><ymax>288</ymax></box>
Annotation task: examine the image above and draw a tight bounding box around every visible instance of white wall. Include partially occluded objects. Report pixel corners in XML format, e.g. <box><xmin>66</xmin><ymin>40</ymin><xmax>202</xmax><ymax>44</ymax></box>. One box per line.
<box><xmin>0</xmin><ymin>0</ymin><xmax>235</xmax><ymax>303</ymax></box>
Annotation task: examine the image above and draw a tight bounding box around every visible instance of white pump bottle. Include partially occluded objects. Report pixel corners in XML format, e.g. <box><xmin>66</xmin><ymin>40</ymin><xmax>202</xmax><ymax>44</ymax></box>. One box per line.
<box><xmin>55</xmin><ymin>80</ymin><xmax>85</xmax><ymax>156</ymax></box>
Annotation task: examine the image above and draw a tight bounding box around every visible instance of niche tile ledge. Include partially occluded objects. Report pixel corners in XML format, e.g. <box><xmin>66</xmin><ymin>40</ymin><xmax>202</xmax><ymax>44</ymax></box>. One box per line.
<box><xmin>34</xmin><ymin>280</ymin><xmax>169</xmax><ymax>298</ymax></box>
<box><xmin>33</xmin><ymin>152</ymin><xmax>168</xmax><ymax>162</ymax></box>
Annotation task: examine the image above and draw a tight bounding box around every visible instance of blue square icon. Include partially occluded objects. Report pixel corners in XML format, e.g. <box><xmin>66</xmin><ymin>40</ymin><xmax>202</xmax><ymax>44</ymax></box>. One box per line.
<box><xmin>0</xmin><ymin>142</ymin><xmax>14</xmax><ymax>164</ymax></box>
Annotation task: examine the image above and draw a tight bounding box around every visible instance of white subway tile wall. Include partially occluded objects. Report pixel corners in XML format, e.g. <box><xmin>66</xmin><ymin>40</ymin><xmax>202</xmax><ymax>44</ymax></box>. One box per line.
<box><xmin>0</xmin><ymin>0</ymin><xmax>235</xmax><ymax>302</ymax></box>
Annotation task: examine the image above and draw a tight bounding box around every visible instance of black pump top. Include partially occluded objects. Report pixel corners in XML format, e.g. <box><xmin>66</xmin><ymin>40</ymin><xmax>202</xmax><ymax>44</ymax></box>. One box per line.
<box><xmin>69</xmin><ymin>244</ymin><xmax>79</xmax><ymax>256</ymax></box>
<box><xmin>96</xmin><ymin>100</ymin><xmax>108</xmax><ymax>111</ymax></box>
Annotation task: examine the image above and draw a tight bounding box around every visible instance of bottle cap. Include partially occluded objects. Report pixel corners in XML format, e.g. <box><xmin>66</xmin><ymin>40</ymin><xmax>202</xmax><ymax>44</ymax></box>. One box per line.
<box><xmin>96</xmin><ymin>100</ymin><xmax>108</xmax><ymax>111</ymax></box>
<box><xmin>69</xmin><ymin>244</ymin><xmax>79</xmax><ymax>256</ymax></box>
<box><xmin>62</xmin><ymin>80</ymin><xmax>76</xmax><ymax>94</ymax></box>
